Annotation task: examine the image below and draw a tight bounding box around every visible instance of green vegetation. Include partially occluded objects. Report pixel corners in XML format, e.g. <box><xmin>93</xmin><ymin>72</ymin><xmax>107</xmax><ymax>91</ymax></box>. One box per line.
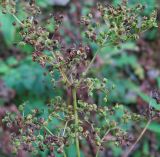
<box><xmin>0</xmin><ymin>0</ymin><xmax>159</xmax><ymax>157</ymax></box>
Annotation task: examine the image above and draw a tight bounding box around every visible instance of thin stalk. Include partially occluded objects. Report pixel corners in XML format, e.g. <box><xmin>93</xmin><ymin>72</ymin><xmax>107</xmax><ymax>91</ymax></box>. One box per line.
<box><xmin>62</xmin><ymin>121</ymin><xmax>69</xmax><ymax>137</ymax></box>
<box><xmin>63</xmin><ymin>151</ymin><xmax>67</xmax><ymax>157</ymax></box>
<box><xmin>51</xmin><ymin>52</ymin><xmax>71</xmax><ymax>87</ymax></box>
<box><xmin>59</xmin><ymin>67</ymin><xmax>71</xmax><ymax>86</ymax></box>
<box><xmin>12</xmin><ymin>14</ymin><xmax>24</xmax><ymax>26</ymax></box>
<box><xmin>96</xmin><ymin>129</ymin><xmax>110</xmax><ymax>157</ymax></box>
<box><xmin>77</xmin><ymin>50</ymin><xmax>99</xmax><ymax>87</ymax></box>
<box><xmin>81</xmin><ymin>38</ymin><xmax>107</xmax><ymax>78</ymax></box>
<box><xmin>83</xmin><ymin>50</ymin><xmax>99</xmax><ymax>76</ymax></box>
<box><xmin>124</xmin><ymin>119</ymin><xmax>152</xmax><ymax>157</ymax></box>
<box><xmin>77</xmin><ymin>45</ymin><xmax>105</xmax><ymax>87</ymax></box>
<box><xmin>72</xmin><ymin>88</ymin><xmax>81</xmax><ymax>157</ymax></box>
<box><xmin>44</xmin><ymin>126</ymin><xmax>54</xmax><ymax>136</ymax></box>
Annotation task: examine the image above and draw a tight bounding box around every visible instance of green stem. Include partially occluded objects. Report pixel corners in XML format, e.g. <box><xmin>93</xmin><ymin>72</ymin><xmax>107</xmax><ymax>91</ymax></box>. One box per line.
<box><xmin>51</xmin><ymin>52</ymin><xmax>71</xmax><ymax>87</ymax></box>
<box><xmin>83</xmin><ymin>50</ymin><xmax>99</xmax><ymax>76</ymax></box>
<box><xmin>63</xmin><ymin>151</ymin><xmax>67</xmax><ymax>157</ymax></box>
<box><xmin>12</xmin><ymin>14</ymin><xmax>24</xmax><ymax>26</ymax></box>
<box><xmin>73</xmin><ymin>87</ymin><xmax>81</xmax><ymax>157</ymax></box>
<box><xmin>44</xmin><ymin>126</ymin><xmax>54</xmax><ymax>136</ymax></box>
<box><xmin>77</xmin><ymin>46</ymin><xmax>105</xmax><ymax>87</ymax></box>
<box><xmin>82</xmin><ymin>40</ymin><xmax>107</xmax><ymax>78</ymax></box>
<box><xmin>124</xmin><ymin>119</ymin><xmax>152</xmax><ymax>157</ymax></box>
<box><xmin>77</xmin><ymin>50</ymin><xmax>98</xmax><ymax>87</ymax></box>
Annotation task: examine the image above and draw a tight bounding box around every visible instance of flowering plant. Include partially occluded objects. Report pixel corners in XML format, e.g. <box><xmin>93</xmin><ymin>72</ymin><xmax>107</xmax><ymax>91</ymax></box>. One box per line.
<box><xmin>1</xmin><ymin>0</ymin><xmax>157</xmax><ymax>157</ymax></box>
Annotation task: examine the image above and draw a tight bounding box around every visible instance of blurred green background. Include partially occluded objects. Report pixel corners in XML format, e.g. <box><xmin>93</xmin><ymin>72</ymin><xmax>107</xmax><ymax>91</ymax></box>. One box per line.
<box><xmin>0</xmin><ymin>0</ymin><xmax>160</xmax><ymax>157</ymax></box>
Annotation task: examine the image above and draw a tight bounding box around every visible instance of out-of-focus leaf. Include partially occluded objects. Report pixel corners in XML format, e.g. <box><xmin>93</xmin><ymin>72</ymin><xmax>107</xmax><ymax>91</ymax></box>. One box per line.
<box><xmin>6</xmin><ymin>57</ymin><xmax>18</xmax><ymax>66</ymax></box>
<box><xmin>35</xmin><ymin>0</ymin><xmax>49</xmax><ymax>7</ymax></box>
<box><xmin>3</xmin><ymin>62</ymin><xmax>54</xmax><ymax>97</ymax></box>
<box><xmin>147</xmin><ymin>122</ymin><xmax>160</xmax><ymax>134</ymax></box>
<box><xmin>0</xmin><ymin>61</ymin><xmax>10</xmax><ymax>74</ymax></box>
<box><xmin>45</xmin><ymin>18</ymin><xmax>55</xmax><ymax>32</ymax></box>
<box><xmin>113</xmin><ymin>0</ymin><xmax>156</xmax><ymax>15</ymax></box>
<box><xmin>145</xmin><ymin>28</ymin><xmax>158</xmax><ymax>40</ymax></box>
<box><xmin>0</xmin><ymin>10</ymin><xmax>15</xmax><ymax>45</ymax></box>
<box><xmin>18</xmin><ymin>44</ymin><xmax>34</xmax><ymax>54</ymax></box>
<box><xmin>133</xmin><ymin>151</ymin><xmax>142</xmax><ymax>157</ymax></box>
<box><xmin>112</xmin><ymin>147</ymin><xmax>122</xmax><ymax>157</ymax></box>
<box><xmin>66</xmin><ymin>145</ymin><xmax>85</xmax><ymax>157</ymax></box>
<box><xmin>143</xmin><ymin>140</ymin><xmax>149</xmax><ymax>155</ymax></box>
<box><xmin>114</xmin><ymin>54</ymin><xmax>137</xmax><ymax>67</ymax></box>
<box><xmin>138</xmin><ymin>92</ymin><xmax>160</xmax><ymax>110</ymax></box>
<box><xmin>129</xmin><ymin>0</ymin><xmax>156</xmax><ymax>15</ymax></box>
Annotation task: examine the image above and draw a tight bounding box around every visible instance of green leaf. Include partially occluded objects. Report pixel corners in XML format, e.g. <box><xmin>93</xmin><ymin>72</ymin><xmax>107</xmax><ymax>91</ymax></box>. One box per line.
<box><xmin>36</xmin><ymin>0</ymin><xmax>49</xmax><ymax>8</ymax></box>
<box><xmin>148</xmin><ymin>122</ymin><xmax>160</xmax><ymax>134</ymax></box>
<box><xmin>129</xmin><ymin>0</ymin><xmax>156</xmax><ymax>15</ymax></box>
<box><xmin>66</xmin><ymin>144</ymin><xmax>85</xmax><ymax>157</ymax></box>
<box><xmin>0</xmin><ymin>60</ymin><xmax>10</xmax><ymax>74</ymax></box>
<box><xmin>143</xmin><ymin>140</ymin><xmax>149</xmax><ymax>155</ymax></box>
<box><xmin>6</xmin><ymin>57</ymin><xmax>18</xmax><ymax>66</ymax></box>
<box><xmin>0</xmin><ymin>9</ymin><xmax>15</xmax><ymax>45</ymax></box>
<box><xmin>138</xmin><ymin>92</ymin><xmax>160</xmax><ymax>110</ymax></box>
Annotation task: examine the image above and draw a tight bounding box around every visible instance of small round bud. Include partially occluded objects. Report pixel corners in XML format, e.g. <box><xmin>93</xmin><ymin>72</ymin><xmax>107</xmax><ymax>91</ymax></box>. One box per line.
<box><xmin>109</xmin><ymin>121</ymin><xmax>117</xmax><ymax>128</ymax></box>
<box><xmin>26</xmin><ymin>114</ymin><xmax>32</xmax><ymax>120</ymax></box>
<box><xmin>78</xmin><ymin>126</ymin><xmax>83</xmax><ymax>132</ymax></box>
<box><xmin>104</xmin><ymin>97</ymin><xmax>108</xmax><ymax>103</ymax></box>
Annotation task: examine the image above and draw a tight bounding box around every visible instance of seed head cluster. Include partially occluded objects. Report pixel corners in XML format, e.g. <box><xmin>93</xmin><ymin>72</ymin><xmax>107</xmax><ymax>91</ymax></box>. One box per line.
<box><xmin>0</xmin><ymin>0</ymin><xmax>157</xmax><ymax>156</ymax></box>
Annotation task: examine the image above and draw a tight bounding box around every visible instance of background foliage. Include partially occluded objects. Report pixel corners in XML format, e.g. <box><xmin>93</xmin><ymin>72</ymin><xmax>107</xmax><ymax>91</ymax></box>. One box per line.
<box><xmin>0</xmin><ymin>0</ymin><xmax>160</xmax><ymax>157</ymax></box>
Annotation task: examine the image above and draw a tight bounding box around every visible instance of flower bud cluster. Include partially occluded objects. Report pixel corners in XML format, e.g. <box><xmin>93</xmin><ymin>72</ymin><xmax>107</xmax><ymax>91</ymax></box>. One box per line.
<box><xmin>1</xmin><ymin>0</ymin><xmax>40</xmax><ymax>16</ymax></box>
<box><xmin>81</xmin><ymin>1</ymin><xmax>157</xmax><ymax>47</ymax></box>
<box><xmin>76</xmin><ymin>99</ymin><xmax>143</xmax><ymax>147</ymax></box>
<box><xmin>1</xmin><ymin>0</ymin><xmax>16</xmax><ymax>14</ymax></box>
<box><xmin>0</xmin><ymin>0</ymin><xmax>157</xmax><ymax>156</ymax></box>
<box><xmin>83</xmin><ymin>77</ymin><xmax>113</xmax><ymax>102</ymax></box>
<box><xmin>54</xmin><ymin>44</ymin><xmax>90</xmax><ymax>75</ymax></box>
<box><xmin>2</xmin><ymin>105</ymin><xmax>66</xmax><ymax>155</ymax></box>
<box><xmin>2</xmin><ymin>93</ymin><xmax>145</xmax><ymax>155</ymax></box>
